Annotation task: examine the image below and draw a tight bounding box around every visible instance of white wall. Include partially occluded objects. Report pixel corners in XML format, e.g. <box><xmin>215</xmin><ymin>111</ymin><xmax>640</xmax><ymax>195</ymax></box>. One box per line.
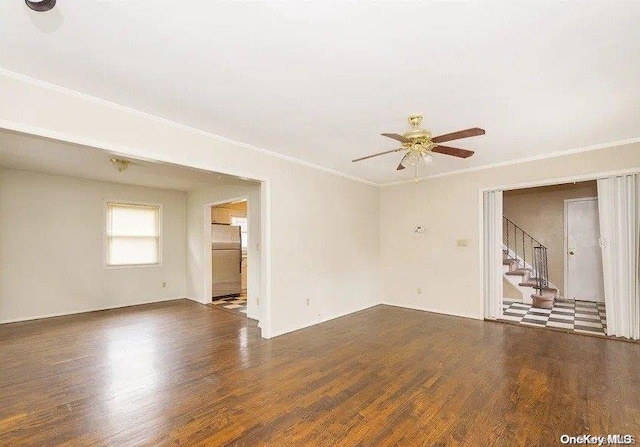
<box><xmin>0</xmin><ymin>72</ymin><xmax>382</xmax><ymax>337</ymax></box>
<box><xmin>186</xmin><ymin>183</ymin><xmax>262</xmax><ymax>321</ymax></box>
<box><xmin>0</xmin><ymin>169</ymin><xmax>187</xmax><ymax>323</ymax></box>
<box><xmin>380</xmin><ymin>142</ymin><xmax>640</xmax><ymax>319</ymax></box>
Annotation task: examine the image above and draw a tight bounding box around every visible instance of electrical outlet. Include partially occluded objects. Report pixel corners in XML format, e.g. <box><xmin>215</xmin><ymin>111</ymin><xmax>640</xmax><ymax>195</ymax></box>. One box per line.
<box><xmin>457</xmin><ymin>239</ymin><xmax>469</xmax><ymax>247</ymax></box>
<box><xmin>417</xmin><ymin>288</ymin><xmax>422</xmax><ymax>295</ymax></box>
<box><xmin>162</xmin><ymin>282</ymin><xmax>167</xmax><ymax>288</ymax></box>
<box><xmin>306</xmin><ymin>297</ymin><xmax>310</xmax><ymax>306</ymax></box>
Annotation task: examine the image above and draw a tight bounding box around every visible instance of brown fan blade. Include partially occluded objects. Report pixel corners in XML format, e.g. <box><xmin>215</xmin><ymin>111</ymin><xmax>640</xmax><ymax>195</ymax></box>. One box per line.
<box><xmin>397</xmin><ymin>162</ymin><xmax>406</xmax><ymax>171</ymax></box>
<box><xmin>432</xmin><ymin>145</ymin><xmax>475</xmax><ymax>158</ymax></box>
<box><xmin>381</xmin><ymin>133</ymin><xmax>411</xmax><ymax>144</ymax></box>
<box><xmin>352</xmin><ymin>147</ymin><xmax>404</xmax><ymax>163</ymax></box>
<box><xmin>431</xmin><ymin>128</ymin><xmax>485</xmax><ymax>144</ymax></box>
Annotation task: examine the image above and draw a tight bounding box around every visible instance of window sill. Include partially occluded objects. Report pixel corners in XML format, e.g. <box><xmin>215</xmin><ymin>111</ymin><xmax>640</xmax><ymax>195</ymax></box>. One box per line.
<box><xmin>105</xmin><ymin>263</ymin><xmax>162</xmax><ymax>270</ymax></box>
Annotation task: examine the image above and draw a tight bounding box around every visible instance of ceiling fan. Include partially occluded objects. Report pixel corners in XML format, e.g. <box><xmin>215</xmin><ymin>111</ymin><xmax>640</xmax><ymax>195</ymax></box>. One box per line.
<box><xmin>352</xmin><ymin>115</ymin><xmax>485</xmax><ymax>171</ymax></box>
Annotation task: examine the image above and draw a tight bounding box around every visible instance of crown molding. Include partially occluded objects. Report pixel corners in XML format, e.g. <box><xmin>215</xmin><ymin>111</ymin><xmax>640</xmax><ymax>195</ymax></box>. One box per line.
<box><xmin>380</xmin><ymin>137</ymin><xmax>640</xmax><ymax>187</ymax></box>
<box><xmin>0</xmin><ymin>68</ymin><xmax>378</xmax><ymax>187</ymax></box>
<box><xmin>3</xmin><ymin>68</ymin><xmax>638</xmax><ymax>189</ymax></box>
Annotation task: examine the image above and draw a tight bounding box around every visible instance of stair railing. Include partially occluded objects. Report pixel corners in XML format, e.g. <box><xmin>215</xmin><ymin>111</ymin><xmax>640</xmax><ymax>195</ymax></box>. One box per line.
<box><xmin>502</xmin><ymin>217</ymin><xmax>549</xmax><ymax>295</ymax></box>
<box><xmin>533</xmin><ymin>246</ymin><xmax>549</xmax><ymax>295</ymax></box>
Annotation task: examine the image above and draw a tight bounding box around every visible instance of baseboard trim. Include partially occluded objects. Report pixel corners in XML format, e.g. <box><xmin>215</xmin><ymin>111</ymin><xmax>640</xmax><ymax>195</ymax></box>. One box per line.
<box><xmin>266</xmin><ymin>302</ymin><xmax>379</xmax><ymax>339</ymax></box>
<box><xmin>380</xmin><ymin>302</ymin><xmax>483</xmax><ymax>321</ymax></box>
<box><xmin>184</xmin><ymin>296</ymin><xmax>208</xmax><ymax>305</ymax></box>
<box><xmin>0</xmin><ymin>297</ymin><xmax>186</xmax><ymax>325</ymax></box>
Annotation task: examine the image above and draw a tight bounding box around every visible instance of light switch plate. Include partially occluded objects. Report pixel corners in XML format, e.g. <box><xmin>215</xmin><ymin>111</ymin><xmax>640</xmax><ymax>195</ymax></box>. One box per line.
<box><xmin>414</xmin><ymin>226</ymin><xmax>426</xmax><ymax>234</ymax></box>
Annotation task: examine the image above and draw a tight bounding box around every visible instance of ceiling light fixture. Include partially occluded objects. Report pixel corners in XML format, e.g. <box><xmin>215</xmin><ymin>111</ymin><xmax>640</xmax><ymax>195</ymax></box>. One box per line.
<box><xmin>400</xmin><ymin>149</ymin><xmax>422</xmax><ymax>168</ymax></box>
<box><xmin>110</xmin><ymin>158</ymin><xmax>131</xmax><ymax>173</ymax></box>
<box><xmin>25</xmin><ymin>0</ymin><xmax>56</xmax><ymax>12</ymax></box>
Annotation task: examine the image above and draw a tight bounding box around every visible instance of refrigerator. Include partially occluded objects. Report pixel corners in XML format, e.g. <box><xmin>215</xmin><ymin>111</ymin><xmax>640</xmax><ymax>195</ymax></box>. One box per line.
<box><xmin>211</xmin><ymin>224</ymin><xmax>242</xmax><ymax>298</ymax></box>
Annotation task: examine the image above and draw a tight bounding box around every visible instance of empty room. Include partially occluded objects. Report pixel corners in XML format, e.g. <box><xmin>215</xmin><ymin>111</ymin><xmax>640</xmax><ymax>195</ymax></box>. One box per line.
<box><xmin>1</xmin><ymin>1</ymin><xmax>639</xmax><ymax>446</ymax></box>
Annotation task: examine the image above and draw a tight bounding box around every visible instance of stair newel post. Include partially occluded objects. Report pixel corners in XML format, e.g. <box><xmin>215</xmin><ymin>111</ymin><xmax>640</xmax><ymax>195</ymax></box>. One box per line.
<box><xmin>535</xmin><ymin>246</ymin><xmax>542</xmax><ymax>295</ymax></box>
<box><xmin>544</xmin><ymin>248</ymin><xmax>549</xmax><ymax>290</ymax></box>
<box><xmin>505</xmin><ymin>217</ymin><xmax>509</xmax><ymax>254</ymax></box>
<box><xmin>533</xmin><ymin>246</ymin><xmax>538</xmax><ymax>293</ymax></box>
<box><xmin>539</xmin><ymin>248</ymin><xmax>544</xmax><ymax>294</ymax></box>
<box><xmin>513</xmin><ymin>224</ymin><xmax>520</xmax><ymax>267</ymax></box>
<box><xmin>522</xmin><ymin>230</ymin><xmax>527</xmax><ymax>268</ymax></box>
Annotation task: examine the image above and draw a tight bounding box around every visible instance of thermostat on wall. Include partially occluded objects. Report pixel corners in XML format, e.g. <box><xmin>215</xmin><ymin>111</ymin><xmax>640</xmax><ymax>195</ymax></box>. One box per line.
<box><xmin>414</xmin><ymin>226</ymin><xmax>426</xmax><ymax>234</ymax></box>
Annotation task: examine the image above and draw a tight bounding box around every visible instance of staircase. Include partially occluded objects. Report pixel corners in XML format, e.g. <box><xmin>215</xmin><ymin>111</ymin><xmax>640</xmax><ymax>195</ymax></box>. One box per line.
<box><xmin>503</xmin><ymin>217</ymin><xmax>558</xmax><ymax>308</ymax></box>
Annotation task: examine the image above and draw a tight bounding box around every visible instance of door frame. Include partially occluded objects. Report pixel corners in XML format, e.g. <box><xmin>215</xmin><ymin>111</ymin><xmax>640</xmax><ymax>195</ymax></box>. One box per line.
<box><xmin>205</xmin><ymin>196</ymin><xmax>248</xmax><ymax>304</ymax></box>
<box><xmin>203</xmin><ymin>184</ymin><xmax>269</xmax><ymax>333</ymax></box>
<box><xmin>479</xmin><ymin>167</ymin><xmax>640</xmax><ymax>318</ymax></box>
<box><xmin>563</xmin><ymin>196</ymin><xmax>599</xmax><ymax>302</ymax></box>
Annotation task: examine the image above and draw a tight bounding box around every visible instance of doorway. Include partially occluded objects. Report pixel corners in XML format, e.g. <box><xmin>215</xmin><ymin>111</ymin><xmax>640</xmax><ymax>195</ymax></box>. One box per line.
<box><xmin>484</xmin><ymin>180</ymin><xmax>609</xmax><ymax>337</ymax></box>
<box><xmin>210</xmin><ymin>200</ymin><xmax>248</xmax><ymax>317</ymax></box>
<box><xmin>203</xmin><ymin>188</ymin><xmax>262</xmax><ymax>323</ymax></box>
<box><xmin>564</xmin><ymin>197</ymin><xmax>605</xmax><ymax>302</ymax></box>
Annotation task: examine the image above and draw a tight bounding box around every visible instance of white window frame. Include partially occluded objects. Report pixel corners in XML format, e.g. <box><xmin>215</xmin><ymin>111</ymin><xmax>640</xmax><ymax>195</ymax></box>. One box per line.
<box><xmin>231</xmin><ymin>214</ymin><xmax>248</xmax><ymax>252</ymax></box>
<box><xmin>104</xmin><ymin>200</ymin><xmax>163</xmax><ymax>269</ymax></box>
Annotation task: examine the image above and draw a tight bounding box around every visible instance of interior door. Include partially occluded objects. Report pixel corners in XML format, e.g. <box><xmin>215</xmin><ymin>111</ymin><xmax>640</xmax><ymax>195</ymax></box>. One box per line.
<box><xmin>565</xmin><ymin>198</ymin><xmax>605</xmax><ymax>302</ymax></box>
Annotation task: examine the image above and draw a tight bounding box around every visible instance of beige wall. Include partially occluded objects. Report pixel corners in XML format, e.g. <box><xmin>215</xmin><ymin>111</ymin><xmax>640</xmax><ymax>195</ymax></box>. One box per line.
<box><xmin>381</xmin><ymin>142</ymin><xmax>640</xmax><ymax>319</ymax></box>
<box><xmin>0</xmin><ymin>72</ymin><xmax>381</xmax><ymax>338</ymax></box>
<box><xmin>503</xmin><ymin>181</ymin><xmax>597</xmax><ymax>297</ymax></box>
<box><xmin>0</xmin><ymin>169</ymin><xmax>187</xmax><ymax>323</ymax></box>
<box><xmin>2</xmin><ymin>71</ymin><xmax>639</xmax><ymax>329</ymax></box>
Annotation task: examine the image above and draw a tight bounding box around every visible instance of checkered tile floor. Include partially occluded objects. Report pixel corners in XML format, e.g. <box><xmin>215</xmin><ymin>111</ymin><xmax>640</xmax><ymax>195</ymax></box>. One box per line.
<box><xmin>500</xmin><ymin>299</ymin><xmax>607</xmax><ymax>336</ymax></box>
<box><xmin>212</xmin><ymin>296</ymin><xmax>247</xmax><ymax>316</ymax></box>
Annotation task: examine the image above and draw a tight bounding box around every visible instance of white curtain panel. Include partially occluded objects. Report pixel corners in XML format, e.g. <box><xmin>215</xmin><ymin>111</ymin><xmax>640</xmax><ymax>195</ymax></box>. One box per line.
<box><xmin>483</xmin><ymin>190</ymin><xmax>504</xmax><ymax>320</ymax></box>
<box><xmin>597</xmin><ymin>174</ymin><xmax>640</xmax><ymax>340</ymax></box>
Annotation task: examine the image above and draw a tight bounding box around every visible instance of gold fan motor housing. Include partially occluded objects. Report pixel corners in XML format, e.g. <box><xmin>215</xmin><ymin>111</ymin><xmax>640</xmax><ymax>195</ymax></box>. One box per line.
<box><xmin>402</xmin><ymin>115</ymin><xmax>435</xmax><ymax>152</ymax></box>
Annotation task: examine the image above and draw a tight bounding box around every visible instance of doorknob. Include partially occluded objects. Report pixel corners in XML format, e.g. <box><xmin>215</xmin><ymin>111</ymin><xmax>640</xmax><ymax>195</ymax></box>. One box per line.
<box><xmin>569</xmin><ymin>250</ymin><xmax>575</xmax><ymax>256</ymax></box>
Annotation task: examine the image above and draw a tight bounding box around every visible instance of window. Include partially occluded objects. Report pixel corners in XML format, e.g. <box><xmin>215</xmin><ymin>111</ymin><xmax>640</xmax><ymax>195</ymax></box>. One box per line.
<box><xmin>106</xmin><ymin>202</ymin><xmax>161</xmax><ymax>266</ymax></box>
<box><xmin>231</xmin><ymin>216</ymin><xmax>248</xmax><ymax>250</ymax></box>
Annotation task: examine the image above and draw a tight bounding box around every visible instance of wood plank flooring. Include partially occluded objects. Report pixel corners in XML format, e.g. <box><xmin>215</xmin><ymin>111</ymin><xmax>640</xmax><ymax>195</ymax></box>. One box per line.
<box><xmin>1</xmin><ymin>300</ymin><xmax>638</xmax><ymax>446</ymax></box>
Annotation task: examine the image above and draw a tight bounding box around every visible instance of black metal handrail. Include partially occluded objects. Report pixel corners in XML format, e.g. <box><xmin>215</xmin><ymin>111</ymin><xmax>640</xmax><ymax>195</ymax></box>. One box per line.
<box><xmin>533</xmin><ymin>246</ymin><xmax>549</xmax><ymax>295</ymax></box>
<box><xmin>503</xmin><ymin>216</ymin><xmax>549</xmax><ymax>295</ymax></box>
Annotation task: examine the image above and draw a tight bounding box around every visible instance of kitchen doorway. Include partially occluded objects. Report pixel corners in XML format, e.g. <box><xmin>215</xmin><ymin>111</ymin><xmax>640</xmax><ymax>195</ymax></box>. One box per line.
<box><xmin>209</xmin><ymin>200</ymin><xmax>248</xmax><ymax>316</ymax></box>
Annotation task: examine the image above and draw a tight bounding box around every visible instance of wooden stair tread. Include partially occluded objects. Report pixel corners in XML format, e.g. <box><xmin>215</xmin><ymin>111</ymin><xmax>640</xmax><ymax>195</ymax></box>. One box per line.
<box><xmin>520</xmin><ymin>278</ymin><xmax>558</xmax><ymax>292</ymax></box>
<box><xmin>519</xmin><ymin>281</ymin><xmax>539</xmax><ymax>287</ymax></box>
<box><xmin>506</xmin><ymin>268</ymin><xmax>531</xmax><ymax>276</ymax></box>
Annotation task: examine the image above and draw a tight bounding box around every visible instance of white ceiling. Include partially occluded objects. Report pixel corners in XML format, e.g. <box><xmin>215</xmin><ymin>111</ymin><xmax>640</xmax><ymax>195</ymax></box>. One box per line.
<box><xmin>2</xmin><ymin>1</ymin><xmax>639</xmax><ymax>184</ymax></box>
<box><xmin>0</xmin><ymin>130</ymin><xmax>256</xmax><ymax>191</ymax></box>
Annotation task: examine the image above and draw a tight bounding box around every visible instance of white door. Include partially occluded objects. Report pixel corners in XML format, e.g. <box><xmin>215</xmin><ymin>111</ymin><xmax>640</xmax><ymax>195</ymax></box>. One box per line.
<box><xmin>565</xmin><ymin>198</ymin><xmax>605</xmax><ymax>302</ymax></box>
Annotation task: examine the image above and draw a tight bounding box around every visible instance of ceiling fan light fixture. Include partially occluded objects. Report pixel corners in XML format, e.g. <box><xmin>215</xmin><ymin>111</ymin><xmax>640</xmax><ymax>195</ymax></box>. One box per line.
<box><xmin>110</xmin><ymin>158</ymin><xmax>131</xmax><ymax>173</ymax></box>
<box><xmin>25</xmin><ymin>0</ymin><xmax>56</xmax><ymax>12</ymax></box>
<box><xmin>400</xmin><ymin>150</ymin><xmax>422</xmax><ymax>168</ymax></box>
<box><xmin>422</xmin><ymin>152</ymin><xmax>433</xmax><ymax>164</ymax></box>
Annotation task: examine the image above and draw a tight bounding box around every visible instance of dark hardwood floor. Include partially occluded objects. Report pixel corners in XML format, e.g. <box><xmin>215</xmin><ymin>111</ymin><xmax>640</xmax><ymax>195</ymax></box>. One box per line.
<box><xmin>1</xmin><ymin>300</ymin><xmax>638</xmax><ymax>446</ymax></box>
